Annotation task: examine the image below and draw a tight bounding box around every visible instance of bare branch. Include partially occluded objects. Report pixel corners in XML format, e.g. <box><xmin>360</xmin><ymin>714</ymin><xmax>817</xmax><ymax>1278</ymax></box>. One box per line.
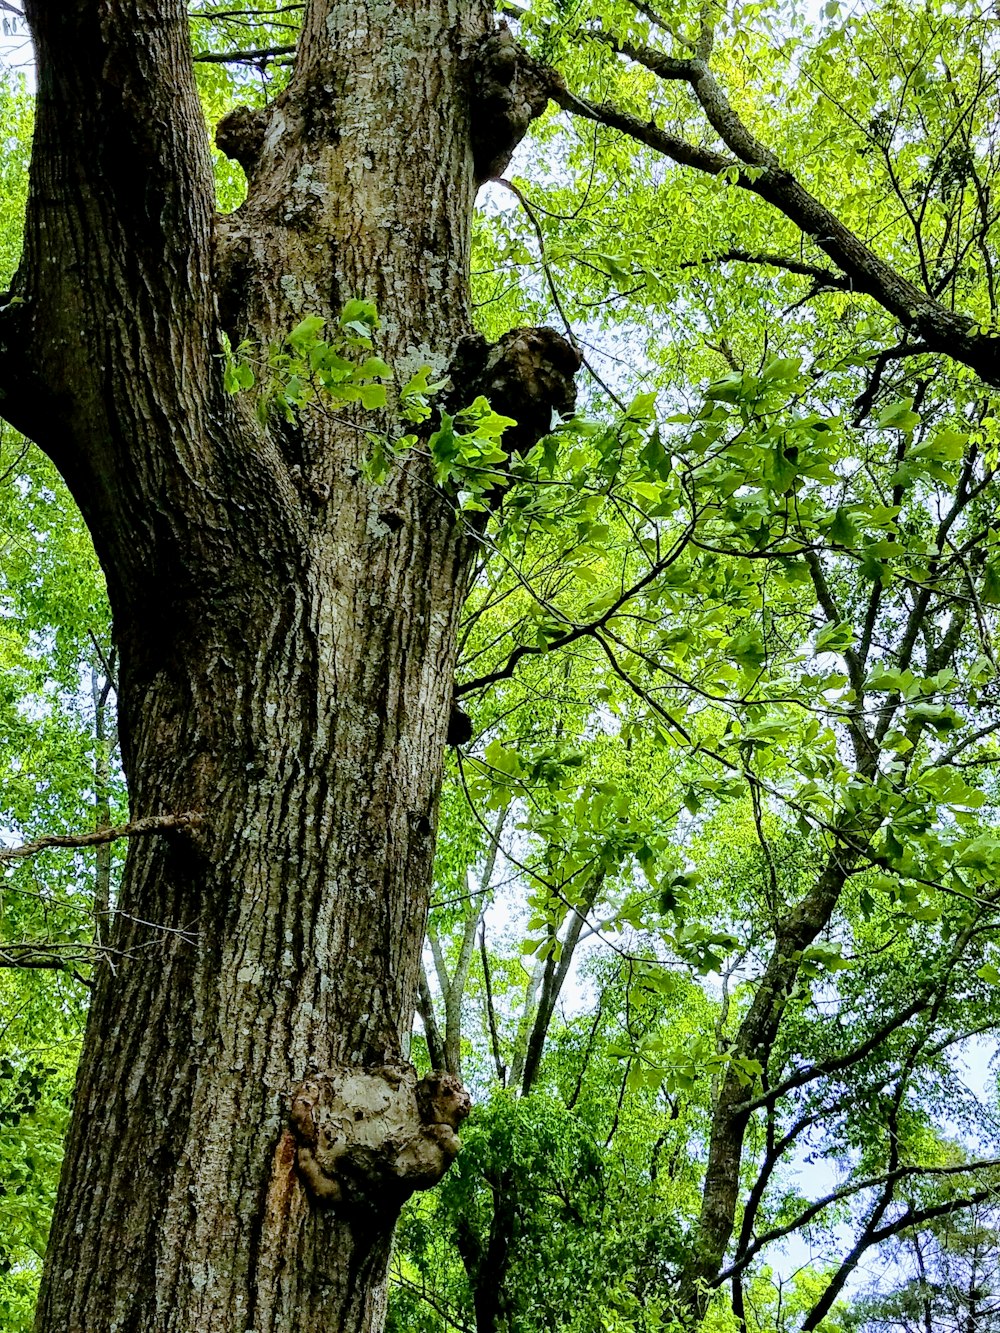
<box><xmin>190</xmin><ymin>4</ymin><xmax>303</xmax><ymax>16</ymax></box>
<box><xmin>735</xmin><ymin>995</ymin><xmax>928</xmax><ymax>1117</ymax></box>
<box><xmin>192</xmin><ymin>43</ymin><xmax>296</xmax><ymax>62</ymax></box>
<box><xmin>521</xmin><ymin>870</ymin><xmax>605</xmax><ymax>1096</ymax></box>
<box><xmin>0</xmin><ymin>812</ymin><xmax>204</xmax><ymax>863</ymax></box>
<box><xmin>456</xmin><ymin>525</ymin><xmax>695</xmax><ymax>697</ymax></box>
<box><xmin>717</xmin><ymin>1158</ymin><xmax>1000</xmax><ymax>1288</ymax></box>
<box><xmin>0</xmin><ymin>942</ymin><xmax>96</xmax><ymax>970</ymax></box>
<box><xmin>417</xmin><ymin>964</ymin><xmax>446</xmax><ymax>1071</ymax></box>
<box><xmin>681</xmin><ymin>249</ymin><xmax>851</xmax><ymax>288</ymax></box>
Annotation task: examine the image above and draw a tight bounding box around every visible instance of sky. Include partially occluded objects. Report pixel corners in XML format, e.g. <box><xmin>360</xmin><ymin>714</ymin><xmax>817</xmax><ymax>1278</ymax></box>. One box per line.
<box><xmin>0</xmin><ymin>5</ymin><xmax>31</xmax><ymax>86</ymax></box>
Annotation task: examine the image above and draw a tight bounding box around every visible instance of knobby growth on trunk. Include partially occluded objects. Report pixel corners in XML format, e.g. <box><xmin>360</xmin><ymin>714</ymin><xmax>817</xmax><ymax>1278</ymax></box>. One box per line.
<box><xmin>0</xmin><ymin>4</ymin><xmax>577</xmax><ymax>1331</ymax></box>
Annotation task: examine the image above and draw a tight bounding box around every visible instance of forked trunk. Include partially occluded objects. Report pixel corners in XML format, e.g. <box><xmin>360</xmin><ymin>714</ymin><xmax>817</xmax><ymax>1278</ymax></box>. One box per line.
<box><xmin>0</xmin><ymin>2</ymin><xmax>573</xmax><ymax>1330</ymax></box>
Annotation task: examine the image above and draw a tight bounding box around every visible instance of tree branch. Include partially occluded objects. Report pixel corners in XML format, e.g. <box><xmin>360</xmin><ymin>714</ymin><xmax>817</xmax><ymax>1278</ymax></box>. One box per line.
<box><xmin>548</xmin><ymin>51</ymin><xmax>1000</xmax><ymax>387</ymax></box>
<box><xmin>735</xmin><ymin>995</ymin><xmax>929</xmax><ymax>1117</ymax></box>
<box><xmin>520</xmin><ymin>870</ymin><xmax>605</xmax><ymax>1096</ymax></box>
<box><xmin>456</xmin><ymin>525</ymin><xmax>694</xmax><ymax>697</ymax></box>
<box><xmin>479</xmin><ymin>924</ymin><xmax>506</xmax><ymax>1086</ymax></box>
<box><xmin>680</xmin><ymin>249</ymin><xmax>851</xmax><ymax>289</ymax></box>
<box><xmin>718</xmin><ymin>1158</ymin><xmax>1000</xmax><ymax>1289</ymax></box>
<box><xmin>193</xmin><ymin>43</ymin><xmax>296</xmax><ymax>62</ymax></box>
<box><xmin>0</xmin><ymin>812</ymin><xmax>204</xmax><ymax>863</ymax></box>
<box><xmin>444</xmin><ymin>808</ymin><xmax>506</xmax><ymax>1076</ymax></box>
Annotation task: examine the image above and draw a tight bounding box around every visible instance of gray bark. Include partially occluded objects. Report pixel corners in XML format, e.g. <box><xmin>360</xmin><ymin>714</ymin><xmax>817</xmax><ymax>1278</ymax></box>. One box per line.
<box><xmin>0</xmin><ymin>3</ymin><xmax>575</xmax><ymax>1331</ymax></box>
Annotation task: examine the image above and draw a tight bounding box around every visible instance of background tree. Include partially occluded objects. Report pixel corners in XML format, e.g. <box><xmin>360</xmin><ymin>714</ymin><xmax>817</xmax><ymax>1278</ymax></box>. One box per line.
<box><xmin>845</xmin><ymin>1191</ymin><xmax>1000</xmax><ymax>1333</ymax></box>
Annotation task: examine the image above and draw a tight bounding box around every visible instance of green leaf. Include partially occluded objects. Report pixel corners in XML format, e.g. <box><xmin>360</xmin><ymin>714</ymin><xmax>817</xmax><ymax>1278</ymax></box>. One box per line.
<box><xmin>825</xmin><ymin>506</ymin><xmax>859</xmax><ymax>546</ymax></box>
<box><xmin>359</xmin><ymin>356</ymin><xmax>392</xmax><ymax>379</ymax></box>
<box><xmin>877</xmin><ymin>398</ymin><xmax>920</xmax><ymax>431</ymax></box>
<box><xmin>286</xmin><ymin>315</ymin><xmax>326</xmax><ymax>350</ymax></box>
<box><xmin>982</xmin><ymin>562</ymin><xmax>1000</xmax><ymax>606</ymax></box>
<box><xmin>339</xmin><ymin>298</ymin><xmax>379</xmax><ymax>332</ymax></box>
<box><xmin>625</xmin><ymin>391</ymin><xmax>657</xmax><ymax>422</ymax></box>
<box><xmin>761</xmin><ymin>356</ymin><xmax>802</xmax><ymax>381</ymax></box>
<box><xmin>815</xmin><ymin>620</ymin><xmax>854</xmax><ymax>653</ymax></box>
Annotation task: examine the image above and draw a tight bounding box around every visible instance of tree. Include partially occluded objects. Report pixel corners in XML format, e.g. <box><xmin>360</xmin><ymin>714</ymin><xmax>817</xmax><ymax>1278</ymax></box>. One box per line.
<box><xmin>0</xmin><ymin>4</ymin><xmax>578</xmax><ymax>1331</ymax></box>
<box><xmin>845</xmin><ymin>1181</ymin><xmax>1000</xmax><ymax>1333</ymax></box>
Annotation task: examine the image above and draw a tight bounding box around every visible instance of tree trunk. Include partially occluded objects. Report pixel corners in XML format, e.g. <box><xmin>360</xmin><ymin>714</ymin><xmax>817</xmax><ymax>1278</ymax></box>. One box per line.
<box><xmin>0</xmin><ymin>3</ymin><xmax>573</xmax><ymax>1331</ymax></box>
<box><xmin>676</xmin><ymin>842</ymin><xmax>867</xmax><ymax>1323</ymax></box>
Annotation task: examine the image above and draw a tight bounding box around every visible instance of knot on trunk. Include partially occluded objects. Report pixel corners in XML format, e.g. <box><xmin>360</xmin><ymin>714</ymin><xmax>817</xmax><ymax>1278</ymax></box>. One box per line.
<box><xmin>447</xmin><ymin>700</ymin><xmax>474</xmax><ymax>747</ymax></box>
<box><xmin>216</xmin><ymin>105</ymin><xmax>268</xmax><ymax>176</ymax></box>
<box><xmin>289</xmin><ymin>1065</ymin><xmax>470</xmax><ymax>1220</ymax></box>
<box><xmin>448</xmin><ymin>326</ymin><xmax>582</xmax><ymax>455</ymax></box>
<box><xmin>470</xmin><ymin>25</ymin><xmax>558</xmax><ymax>181</ymax></box>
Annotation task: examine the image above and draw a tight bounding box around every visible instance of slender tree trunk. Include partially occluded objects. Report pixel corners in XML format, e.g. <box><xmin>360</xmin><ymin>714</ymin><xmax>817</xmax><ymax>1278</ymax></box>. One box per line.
<box><xmin>423</xmin><ymin>807</ymin><xmax>505</xmax><ymax>1076</ymax></box>
<box><xmin>456</xmin><ymin>1170</ymin><xmax>516</xmax><ymax>1333</ymax></box>
<box><xmin>519</xmin><ymin>870</ymin><xmax>603</xmax><ymax>1096</ymax></box>
<box><xmin>457</xmin><ymin>871</ymin><xmax>603</xmax><ymax>1330</ymax></box>
<box><xmin>90</xmin><ymin>659</ymin><xmax>115</xmax><ymax>950</ymax></box>
<box><xmin>676</xmin><ymin>843</ymin><xmax>866</xmax><ymax>1323</ymax></box>
<box><xmin>0</xmin><ymin>3</ymin><xmax>573</xmax><ymax>1331</ymax></box>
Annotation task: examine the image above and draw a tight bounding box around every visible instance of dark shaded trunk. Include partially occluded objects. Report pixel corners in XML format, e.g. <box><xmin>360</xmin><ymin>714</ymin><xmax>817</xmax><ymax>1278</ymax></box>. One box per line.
<box><xmin>457</xmin><ymin>1170</ymin><xmax>517</xmax><ymax>1333</ymax></box>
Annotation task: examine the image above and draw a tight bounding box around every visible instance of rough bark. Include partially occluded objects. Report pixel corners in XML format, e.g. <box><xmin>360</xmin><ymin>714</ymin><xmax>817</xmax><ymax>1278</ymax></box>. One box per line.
<box><xmin>0</xmin><ymin>3</ymin><xmax>574</xmax><ymax>1332</ymax></box>
<box><xmin>90</xmin><ymin>660</ymin><xmax>115</xmax><ymax>951</ymax></box>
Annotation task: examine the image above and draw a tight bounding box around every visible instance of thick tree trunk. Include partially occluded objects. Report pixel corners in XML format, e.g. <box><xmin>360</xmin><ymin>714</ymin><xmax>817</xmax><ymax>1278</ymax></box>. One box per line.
<box><xmin>0</xmin><ymin>2</ymin><xmax>573</xmax><ymax>1331</ymax></box>
<box><xmin>37</xmin><ymin>502</ymin><xmax>470</xmax><ymax>1333</ymax></box>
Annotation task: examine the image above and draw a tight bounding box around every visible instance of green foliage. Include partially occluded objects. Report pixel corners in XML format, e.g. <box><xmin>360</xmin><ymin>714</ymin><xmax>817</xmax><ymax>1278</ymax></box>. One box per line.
<box><xmin>223</xmin><ymin>305</ymin><xmax>535</xmax><ymax>505</ymax></box>
<box><xmin>0</xmin><ymin>79</ymin><xmax>31</xmax><ymax>289</ymax></box>
<box><xmin>222</xmin><ymin>302</ymin><xmax>390</xmax><ymax>417</ymax></box>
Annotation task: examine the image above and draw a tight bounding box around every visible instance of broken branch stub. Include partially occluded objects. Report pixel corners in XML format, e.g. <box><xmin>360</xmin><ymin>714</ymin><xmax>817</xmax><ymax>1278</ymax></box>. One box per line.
<box><xmin>470</xmin><ymin>26</ymin><xmax>557</xmax><ymax>182</ymax></box>
<box><xmin>449</xmin><ymin>325</ymin><xmax>582</xmax><ymax>455</ymax></box>
<box><xmin>289</xmin><ymin>1065</ymin><xmax>471</xmax><ymax>1221</ymax></box>
<box><xmin>215</xmin><ymin>104</ymin><xmax>269</xmax><ymax>177</ymax></box>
